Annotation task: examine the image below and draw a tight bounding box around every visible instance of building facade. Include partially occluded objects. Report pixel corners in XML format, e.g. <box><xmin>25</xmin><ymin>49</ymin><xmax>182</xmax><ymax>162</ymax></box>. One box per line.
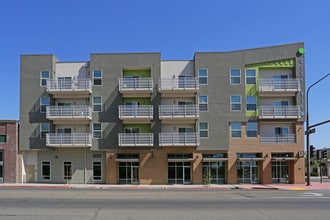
<box><xmin>19</xmin><ymin>43</ymin><xmax>305</xmax><ymax>184</ymax></box>
<box><xmin>0</xmin><ymin>120</ymin><xmax>19</xmax><ymax>183</ymax></box>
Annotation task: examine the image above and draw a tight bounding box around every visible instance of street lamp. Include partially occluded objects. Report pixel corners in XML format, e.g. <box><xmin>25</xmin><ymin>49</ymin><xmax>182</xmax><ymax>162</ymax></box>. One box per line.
<box><xmin>306</xmin><ymin>73</ymin><xmax>330</xmax><ymax>186</ymax></box>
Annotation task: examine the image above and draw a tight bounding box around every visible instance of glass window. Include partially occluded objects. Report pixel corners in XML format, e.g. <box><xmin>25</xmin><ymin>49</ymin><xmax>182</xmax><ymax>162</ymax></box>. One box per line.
<box><xmin>40</xmin><ymin>70</ymin><xmax>50</xmax><ymax>87</ymax></box>
<box><xmin>40</xmin><ymin>122</ymin><xmax>50</xmax><ymax>139</ymax></box>
<box><xmin>199</xmin><ymin>122</ymin><xmax>208</xmax><ymax>138</ymax></box>
<box><xmin>246</xmin><ymin>122</ymin><xmax>258</xmax><ymax>137</ymax></box>
<box><xmin>198</xmin><ymin>68</ymin><xmax>208</xmax><ymax>85</ymax></box>
<box><xmin>93</xmin><ymin>123</ymin><xmax>102</xmax><ymax>139</ymax></box>
<box><xmin>230</xmin><ymin>95</ymin><xmax>241</xmax><ymax>111</ymax></box>
<box><xmin>231</xmin><ymin>122</ymin><xmax>241</xmax><ymax>138</ymax></box>
<box><xmin>40</xmin><ymin>96</ymin><xmax>50</xmax><ymax>113</ymax></box>
<box><xmin>199</xmin><ymin>96</ymin><xmax>208</xmax><ymax>111</ymax></box>
<box><xmin>246</xmin><ymin>69</ymin><xmax>256</xmax><ymax>85</ymax></box>
<box><xmin>93</xmin><ymin>70</ymin><xmax>102</xmax><ymax>86</ymax></box>
<box><xmin>246</xmin><ymin>96</ymin><xmax>257</xmax><ymax>111</ymax></box>
<box><xmin>41</xmin><ymin>161</ymin><xmax>51</xmax><ymax>180</ymax></box>
<box><xmin>275</xmin><ymin>127</ymin><xmax>289</xmax><ymax>136</ymax></box>
<box><xmin>63</xmin><ymin>161</ymin><xmax>72</xmax><ymax>180</ymax></box>
<box><xmin>230</xmin><ymin>69</ymin><xmax>241</xmax><ymax>85</ymax></box>
<box><xmin>92</xmin><ymin>96</ymin><xmax>102</xmax><ymax>112</ymax></box>
<box><xmin>0</xmin><ymin>135</ymin><xmax>6</xmax><ymax>143</ymax></box>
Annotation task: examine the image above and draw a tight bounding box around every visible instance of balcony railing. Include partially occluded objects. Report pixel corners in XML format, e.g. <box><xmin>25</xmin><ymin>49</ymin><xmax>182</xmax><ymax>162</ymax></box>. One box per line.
<box><xmin>119</xmin><ymin>78</ymin><xmax>153</xmax><ymax>92</ymax></box>
<box><xmin>118</xmin><ymin>133</ymin><xmax>154</xmax><ymax>147</ymax></box>
<box><xmin>46</xmin><ymin>133</ymin><xmax>92</xmax><ymax>147</ymax></box>
<box><xmin>261</xmin><ymin>134</ymin><xmax>296</xmax><ymax>144</ymax></box>
<box><xmin>159</xmin><ymin>105</ymin><xmax>199</xmax><ymax>119</ymax></box>
<box><xmin>259</xmin><ymin>105</ymin><xmax>301</xmax><ymax>119</ymax></box>
<box><xmin>119</xmin><ymin>105</ymin><xmax>153</xmax><ymax>119</ymax></box>
<box><xmin>46</xmin><ymin>106</ymin><xmax>92</xmax><ymax>120</ymax></box>
<box><xmin>159</xmin><ymin>132</ymin><xmax>200</xmax><ymax>146</ymax></box>
<box><xmin>46</xmin><ymin>78</ymin><xmax>92</xmax><ymax>92</ymax></box>
<box><xmin>158</xmin><ymin>78</ymin><xmax>199</xmax><ymax>93</ymax></box>
<box><xmin>258</xmin><ymin>79</ymin><xmax>301</xmax><ymax>92</ymax></box>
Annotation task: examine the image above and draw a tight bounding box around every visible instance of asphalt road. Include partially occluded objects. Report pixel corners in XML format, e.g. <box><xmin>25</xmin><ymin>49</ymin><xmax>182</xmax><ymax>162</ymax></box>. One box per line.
<box><xmin>0</xmin><ymin>188</ymin><xmax>330</xmax><ymax>220</ymax></box>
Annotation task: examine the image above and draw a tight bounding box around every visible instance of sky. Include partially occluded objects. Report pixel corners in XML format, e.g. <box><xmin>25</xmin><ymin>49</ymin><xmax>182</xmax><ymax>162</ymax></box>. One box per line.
<box><xmin>1</xmin><ymin>0</ymin><xmax>329</xmax><ymax>149</ymax></box>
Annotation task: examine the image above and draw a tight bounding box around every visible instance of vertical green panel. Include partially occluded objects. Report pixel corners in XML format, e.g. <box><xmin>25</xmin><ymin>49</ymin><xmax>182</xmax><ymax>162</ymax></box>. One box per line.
<box><xmin>245</xmin><ymin>68</ymin><xmax>258</xmax><ymax>117</ymax></box>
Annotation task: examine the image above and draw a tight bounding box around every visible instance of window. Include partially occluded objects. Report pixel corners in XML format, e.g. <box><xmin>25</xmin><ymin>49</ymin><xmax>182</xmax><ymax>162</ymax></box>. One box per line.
<box><xmin>231</xmin><ymin>122</ymin><xmax>241</xmax><ymax>138</ymax></box>
<box><xmin>275</xmin><ymin>127</ymin><xmax>289</xmax><ymax>136</ymax></box>
<box><xmin>63</xmin><ymin>161</ymin><xmax>72</xmax><ymax>180</ymax></box>
<box><xmin>246</xmin><ymin>96</ymin><xmax>257</xmax><ymax>111</ymax></box>
<box><xmin>93</xmin><ymin>123</ymin><xmax>102</xmax><ymax>139</ymax></box>
<box><xmin>230</xmin><ymin>69</ymin><xmax>241</xmax><ymax>85</ymax></box>
<box><xmin>40</xmin><ymin>70</ymin><xmax>50</xmax><ymax>87</ymax></box>
<box><xmin>0</xmin><ymin>135</ymin><xmax>6</xmax><ymax>143</ymax></box>
<box><xmin>199</xmin><ymin>96</ymin><xmax>208</xmax><ymax>111</ymax></box>
<box><xmin>198</xmin><ymin>68</ymin><xmax>208</xmax><ymax>85</ymax></box>
<box><xmin>40</xmin><ymin>96</ymin><xmax>50</xmax><ymax>113</ymax></box>
<box><xmin>41</xmin><ymin>161</ymin><xmax>51</xmax><ymax>180</ymax></box>
<box><xmin>246</xmin><ymin>122</ymin><xmax>258</xmax><ymax>137</ymax></box>
<box><xmin>230</xmin><ymin>95</ymin><xmax>241</xmax><ymax>111</ymax></box>
<box><xmin>93</xmin><ymin>70</ymin><xmax>102</xmax><ymax>85</ymax></box>
<box><xmin>92</xmin><ymin>96</ymin><xmax>102</xmax><ymax>112</ymax></box>
<box><xmin>199</xmin><ymin>122</ymin><xmax>208</xmax><ymax>138</ymax></box>
<box><xmin>40</xmin><ymin>123</ymin><xmax>50</xmax><ymax>139</ymax></box>
<box><xmin>246</xmin><ymin>69</ymin><xmax>256</xmax><ymax>84</ymax></box>
<box><xmin>93</xmin><ymin>161</ymin><xmax>102</xmax><ymax>181</ymax></box>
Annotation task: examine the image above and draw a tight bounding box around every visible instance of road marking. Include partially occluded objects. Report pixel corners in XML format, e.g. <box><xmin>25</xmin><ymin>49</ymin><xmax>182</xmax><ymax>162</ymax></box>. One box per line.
<box><xmin>300</xmin><ymin>192</ymin><xmax>323</xmax><ymax>197</ymax></box>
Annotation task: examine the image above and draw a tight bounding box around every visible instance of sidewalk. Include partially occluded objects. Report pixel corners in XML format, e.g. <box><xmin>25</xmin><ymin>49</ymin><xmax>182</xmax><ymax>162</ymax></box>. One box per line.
<box><xmin>1</xmin><ymin>182</ymin><xmax>330</xmax><ymax>190</ymax></box>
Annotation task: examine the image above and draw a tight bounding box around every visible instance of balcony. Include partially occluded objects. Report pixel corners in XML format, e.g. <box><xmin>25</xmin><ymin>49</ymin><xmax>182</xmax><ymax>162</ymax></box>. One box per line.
<box><xmin>118</xmin><ymin>78</ymin><xmax>153</xmax><ymax>97</ymax></box>
<box><xmin>46</xmin><ymin>133</ymin><xmax>92</xmax><ymax>147</ymax></box>
<box><xmin>258</xmin><ymin>79</ymin><xmax>301</xmax><ymax>96</ymax></box>
<box><xmin>158</xmin><ymin>78</ymin><xmax>199</xmax><ymax>97</ymax></box>
<box><xmin>159</xmin><ymin>105</ymin><xmax>199</xmax><ymax>123</ymax></box>
<box><xmin>46</xmin><ymin>78</ymin><xmax>92</xmax><ymax>98</ymax></box>
<box><xmin>259</xmin><ymin>105</ymin><xmax>302</xmax><ymax>119</ymax></box>
<box><xmin>159</xmin><ymin>132</ymin><xmax>200</xmax><ymax>147</ymax></box>
<box><xmin>46</xmin><ymin>106</ymin><xmax>92</xmax><ymax>124</ymax></box>
<box><xmin>261</xmin><ymin>134</ymin><xmax>296</xmax><ymax>144</ymax></box>
<box><xmin>118</xmin><ymin>133</ymin><xmax>154</xmax><ymax>147</ymax></box>
<box><xmin>119</xmin><ymin>105</ymin><xmax>153</xmax><ymax>123</ymax></box>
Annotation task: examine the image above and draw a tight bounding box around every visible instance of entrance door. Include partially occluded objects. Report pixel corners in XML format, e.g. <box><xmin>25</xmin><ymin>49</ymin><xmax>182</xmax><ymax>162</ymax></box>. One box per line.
<box><xmin>0</xmin><ymin>150</ymin><xmax>3</xmax><ymax>183</ymax></box>
<box><xmin>272</xmin><ymin>161</ymin><xmax>289</xmax><ymax>183</ymax></box>
<box><xmin>183</xmin><ymin>163</ymin><xmax>191</xmax><ymax>184</ymax></box>
<box><xmin>131</xmin><ymin>166</ymin><xmax>139</xmax><ymax>184</ymax></box>
<box><xmin>237</xmin><ymin>161</ymin><xmax>259</xmax><ymax>184</ymax></box>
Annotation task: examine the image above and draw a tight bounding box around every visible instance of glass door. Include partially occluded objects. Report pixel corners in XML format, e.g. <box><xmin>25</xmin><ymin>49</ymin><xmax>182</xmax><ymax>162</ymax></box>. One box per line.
<box><xmin>183</xmin><ymin>163</ymin><xmax>191</xmax><ymax>184</ymax></box>
<box><xmin>131</xmin><ymin>165</ymin><xmax>139</xmax><ymax>184</ymax></box>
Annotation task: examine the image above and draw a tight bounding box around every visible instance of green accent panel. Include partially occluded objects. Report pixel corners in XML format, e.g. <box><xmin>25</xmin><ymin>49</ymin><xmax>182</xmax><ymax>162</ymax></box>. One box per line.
<box><xmin>123</xmin><ymin>124</ymin><xmax>151</xmax><ymax>133</ymax></box>
<box><xmin>245</xmin><ymin>58</ymin><xmax>295</xmax><ymax>69</ymax></box>
<box><xmin>123</xmin><ymin>69</ymin><xmax>151</xmax><ymax>77</ymax></box>
<box><xmin>123</xmin><ymin>98</ymin><xmax>151</xmax><ymax>105</ymax></box>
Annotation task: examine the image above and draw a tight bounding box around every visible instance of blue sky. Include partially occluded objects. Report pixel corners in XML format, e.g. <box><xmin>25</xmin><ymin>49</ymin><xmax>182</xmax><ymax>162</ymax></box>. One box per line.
<box><xmin>1</xmin><ymin>0</ymin><xmax>329</xmax><ymax>149</ymax></box>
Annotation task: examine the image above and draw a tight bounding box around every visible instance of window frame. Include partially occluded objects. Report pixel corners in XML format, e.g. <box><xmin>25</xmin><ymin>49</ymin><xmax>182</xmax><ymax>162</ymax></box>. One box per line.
<box><xmin>199</xmin><ymin>95</ymin><xmax>208</xmax><ymax>111</ymax></box>
<box><xmin>230</xmin><ymin>95</ymin><xmax>242</xmax><ymax>111</ymax></box>
<box><xmin>246</xmin><ymin>96</ymin><xmax>257</xmax><ymax>111</ymax></box>
<box><xmin>245</xmin><ymin>69</ymin><xmax>256</xmax><ymax>85</ymax></box>
<box><xmin>230</xmin><ymin>69</ymin><xmax>241</xmax><ymax>85</ymax></box>
<box><xmin>199</xmin><ymin>122</ymin><xmax>209</xmax><ymax>138</ymax></box>
<box><xmin>40</xmin><ymin>122</ymin><xmax>50</xmax><ymax>139</ymax></box>
<box><xmin>92</xmin><ymin>96</ymin><xmax>102</xmax><ymax>112</ymax></box>
<box><xmin>93</xmin><ymin>123</ymin><xmax>102</xmax><ymax>139</ymax></box>
<box><xmin>92</xmin><ymin>70</ymin><xmax>102</xmax><ymax>86</ymax></box>
<box><xmin>63</xmin><ymin>161</ymin><xmax>72</xmax><ymax>181</ymax></box>
<box><xmin>0</xmin><ymin>135</ymin><xmax>6</xmax><ymax>143</ymax></box>
<box><xmin>198</xmin><ymin>68</ymin><xmax>208</xmax><ymax>85</ymax></box>
<box><xmin>246</xmin><ymin>122</ymin><xmax>258</xmax><ymax>138</ymax></box>
<box><xmin>231</xmin><ymin>122</ymin><xmax>242</xmax><ymax>138</ymax></box>
<box><xmin>41</xmin><ymin>161</ymin><xmax>51</xmax><ymax>181</ymax></box>
<box><xmin>40</xmin><ymin>70</ymin><xmax>50</xmax><ymax>87</ymax></box>
<box><xmin>40</xmin><ymin>96</ymin><xmax>50</xmax><ymax>113</ymax></box>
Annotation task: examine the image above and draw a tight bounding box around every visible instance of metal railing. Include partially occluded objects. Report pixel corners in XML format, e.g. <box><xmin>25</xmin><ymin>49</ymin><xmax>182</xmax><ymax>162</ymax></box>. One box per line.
<box><xmin>46</xmin><ymin>106</ymin><xmax>92</xmax><ymax>119</ymax></box>
<box><xmin>259</xmin><ymin>105</ymin><xmax>301</xmax><ymax>118</ymax></box>
<box><xmin>119</xmin><ymin>78</ymin><xmax>153</xmax><ymax>91</ymax></box>
<box><xmin>158</xmin><ymin>78</ymin><xmax>199</xmax><ymax>91</ymax></box>
<box><xmin>46</xmin><ymin>133</ymin><xmax>92</xmax><ymax>147</ymax></box>
<box><xmin>258</xmin><ymin>79</ymin><xmax>301</xmax><ymax>92</ymax></box>
<box><xmin>118</xmin><ymin>105</ymin><xmax>153</xmax><ymax>119</ymax></box>
<box><xmin>118</xmin><ymin>133</ymin><xmax>154</xmax><ymax>146</ymax></box>
<box><xmin>46</xmin><ymin>78</ymin><xmax>92</xmax><ymax>92</ymax></box>
<box><xmin>159</xmin><ymin>105</ymin><xmax>199</xmax><ymax>118</ymax></box>
<box><xmin>261</xmin><ymin>134</ymin><xmax>296</xmax><ymax>144</ymax></box>
<box><xmin>159</xmin><ymin>132</ymin><xmax>200</xmax><ymax>146</ymax></box>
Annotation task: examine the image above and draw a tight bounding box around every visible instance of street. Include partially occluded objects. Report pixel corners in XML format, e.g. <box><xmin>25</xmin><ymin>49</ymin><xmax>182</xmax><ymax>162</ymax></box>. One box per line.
<box><xmin>0</xmin><ymin>188</ymin><xmax>330</xmax><ymax>220</ymax></box>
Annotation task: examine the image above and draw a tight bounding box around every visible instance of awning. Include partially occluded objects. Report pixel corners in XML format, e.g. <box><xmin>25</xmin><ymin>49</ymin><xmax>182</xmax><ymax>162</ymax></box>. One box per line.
<box><xmin>115</xmin><ymin>159</ymin><xmax>139</xmax><ymax>162</ymax></box>
<box><xmin>272</xmin><ymin>157</ymin><xmax>297</xmax><ymax>161</ymax></box>
<box><xmin>237</xmin><ymin>158</ymin><xmax>266</xmax><ymax>161</ymax></box>
<box><xmin>168</xmin><ymin>158</ymin><xmax>195</xmax><ymax>162</ymax></box>
<box><xmin>203</xmin><ymin>158</ymin><xmax>228</xmax><ymax>162</ymax></box>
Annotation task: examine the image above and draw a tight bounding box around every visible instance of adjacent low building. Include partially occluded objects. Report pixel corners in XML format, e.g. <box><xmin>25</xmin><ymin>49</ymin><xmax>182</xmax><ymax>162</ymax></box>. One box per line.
<box><xmin>19</xmin><ymin>43</ymin><xmax>306</xmax><ymax>184</ymax></box>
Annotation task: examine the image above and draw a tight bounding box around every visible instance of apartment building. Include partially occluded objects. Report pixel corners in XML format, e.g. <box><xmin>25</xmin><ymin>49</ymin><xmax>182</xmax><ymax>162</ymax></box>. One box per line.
<box><xmin>19</xmin><ymin>43</ymin><xmax>305</xmax><ymax>184</ymax></box>
<box><xmin>0</xmin><ymin>120</ymin><xmax>19</xmax><ymax>183</ymax></box>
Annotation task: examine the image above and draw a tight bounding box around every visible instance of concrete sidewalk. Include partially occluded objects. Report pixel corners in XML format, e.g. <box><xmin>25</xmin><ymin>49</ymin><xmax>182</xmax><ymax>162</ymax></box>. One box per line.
<box><xmin>1</xmin><ymin>182</ymin><xmax>330</xmax><ymax>190</ymax></box>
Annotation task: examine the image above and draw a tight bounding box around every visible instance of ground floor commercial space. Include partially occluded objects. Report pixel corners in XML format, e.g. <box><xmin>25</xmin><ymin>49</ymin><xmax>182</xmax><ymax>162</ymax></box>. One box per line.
<box><xmin>20</xmin><ymin>148</ymin><xmax>305</xmax><ymax>184</ymax></box>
